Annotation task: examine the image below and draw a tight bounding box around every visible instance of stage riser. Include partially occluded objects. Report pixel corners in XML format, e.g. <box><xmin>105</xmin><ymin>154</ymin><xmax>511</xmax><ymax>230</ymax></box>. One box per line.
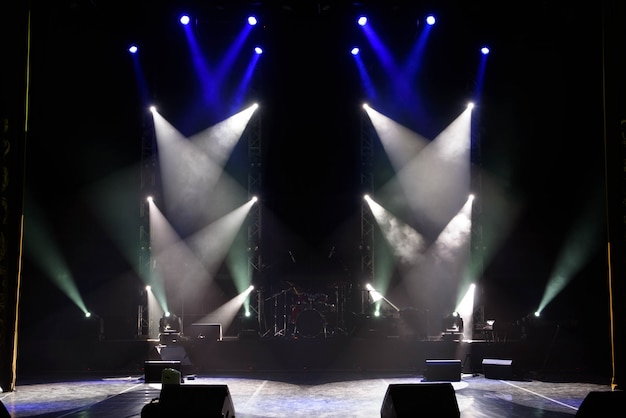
<box><xmin>16</xmin><ymin>337</ymin><xmax>599</xmax><ymax>378</ymax></box>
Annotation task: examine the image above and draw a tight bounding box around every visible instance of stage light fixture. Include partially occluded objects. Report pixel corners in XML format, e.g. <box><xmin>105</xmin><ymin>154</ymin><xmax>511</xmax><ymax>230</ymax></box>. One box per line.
<box><xmin>365</xmin><ymin>284</ymin><xmax>401</xmax><ymax>314</ymax></box>
<box><xmin>442</xmin><ymin>312</ymin><xmax>464</xmax><ymax>333</ymax></box>
<box><xmin>366</xmin><ymin>283</ymin><xmax>383</xmax><ymax>302</ymax></box>
<box><xmin>481</xmin><ymin>46</ymin><xmax>490</xmax><ymax>55</ymax></box>
<box><xmin>351</xmin><ymin>47</ymin><xmax>360</xmax><ymax>55</ymax></box>
<box><xmin>128</xmin><ymin>45</ymin><xmax>138</xmax><ymax>54</ymax></box>
<box><xmin>180</xmin><ymin>14</ymin><xmax>190</xmax><ymax>25</ymax></box>
<box><xmin>254</xmin><ymin>46</ymin><xmax>263</xmax><ymax>55</ymax></box>
<box><xmin>426</xmin><ymin>15</ymin><xmax>436</xmax><ymax>25</ymax></box>
<box><xmin>159</xmin><ymin>312</ymin><xmax>182</xmax><ymax>333</ymax></box>
<box><xmin>357</xmin><ymin>16</ymin><xmax>367</xmax><ymax>26</ymax></box>
<box><xmin>248</xmin><ymin>16</ymin><xmax>258</xmax><ymax>25</ymax></box>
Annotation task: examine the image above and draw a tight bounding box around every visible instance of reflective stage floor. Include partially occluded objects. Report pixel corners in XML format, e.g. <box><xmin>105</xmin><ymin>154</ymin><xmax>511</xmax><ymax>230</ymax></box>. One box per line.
<box><xmin>0</xmin><ymin>371</ymin><xmax>617</xmax><ymax>417</ymax></box>
<box><xmin>6</xmin><ymin>334</ymin><xmax>620</xmax><ymax>417</ymax></box>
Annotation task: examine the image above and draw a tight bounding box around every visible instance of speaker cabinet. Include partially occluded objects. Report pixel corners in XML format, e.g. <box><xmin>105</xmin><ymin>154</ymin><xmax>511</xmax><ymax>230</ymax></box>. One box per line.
<box><xmin>423</xmin><ymin>359</ymin><xmax>462</xmax><ymax>382</ymax></box>
<box><xmin>159</xmin><ymin>384</ymin><xmax>235</xmax><ymax>417</ymax></box>
<box><xmin>0</xmin><ymin>400</ymin><xmax>9</xmax><ymax>418</ymax></box>
<box><xmin>157</xmin><ymin>345</ymin><xmax>192</xmax><ymax>365</ymax></box>
<box><xmin>381</xmin><ymin>383</ymin><xmax>460</xmax><ymax>417</ymax></box>
<box><xmin>144</xmin><ymin>360</ymin><xmax>181</xmax><ymax>383</ymax></box>
<box><xmin>575</xmin><ymin>390</ymin><xmax>626</xmax><ymax>417</ymax></box>
<box><xmin>482</xmin><ymin>358</ymin><xmax>514</xmax><ymax>380</ymax></box>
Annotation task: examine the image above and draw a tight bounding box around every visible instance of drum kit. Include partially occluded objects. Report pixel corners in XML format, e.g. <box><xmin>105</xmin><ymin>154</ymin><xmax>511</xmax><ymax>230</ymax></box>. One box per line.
<box><xmin>264</xmin><ymin>282</ymin><xmax>348</xmax><ymax>338</ymax></box>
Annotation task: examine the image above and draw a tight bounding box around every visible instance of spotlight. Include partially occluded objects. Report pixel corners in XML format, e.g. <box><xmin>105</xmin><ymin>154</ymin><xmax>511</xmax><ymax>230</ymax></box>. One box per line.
<box><xmin>179</xmin><ymin>14</ymin><xmax>190</xmax><ymax>25</ymax></box>
<box><xmin>481</xmin><ymin>46</ymin><xmax>490</xmax><ymax>55</ymax></box>
<box><xmin>357</xmin><ymin>16</ymin><xmax>367</xmax><ymax>26</ymax></box>
<box><xmin>350</xmin><ymin>47</ymin><xmax>360</xmax><ymax>56</ymax></box>
<box><xmin>426</xmin><ymin>15</ymin><xmax>436</xmax><ymax>25</ymax></box>
<box><xmin>366</xmin><ymin>283</ymin><xmax>383</xmax><ymax>302</ymax></box>
<box><xmin>128</xmin><ymin>45</ymin><xmax>138</xmax><ymax>54</ymax></box>
<box><xmin>159</xmin><ymin>314</ymin><xmax>182</xmax><ymax>344</ymax></box>
<box><xmin>248</xmin><ymin>15</ymin><xmax>258</xmax><ymax>26</ymax></box>
<box><xmin>442</xmin><ymin>312</ymin><xmax>464</xmax><ymax>333</ymax></box>
<box><xmin>254</xmin><ymin>46</ymin><xmax>263</xmax><ymax>55</ymax></box>
<box><xmin>85</xmin><ymin>312</ymin><xmax>91</xmax><ymax>318</ymax></box>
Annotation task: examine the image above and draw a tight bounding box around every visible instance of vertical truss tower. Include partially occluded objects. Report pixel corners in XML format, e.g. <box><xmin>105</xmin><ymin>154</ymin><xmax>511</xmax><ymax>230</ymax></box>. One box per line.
<box><xmin>360</xmin><ymin>112</ymin><xmax>375</xmax><ymax>313</ymax></box>
<box><xmin>138</xmin><ymin>111</ymin><xmax>158</xmax><ymax>338</ymax></box>
<box><xmin>247</xmin><ymin>112</ymin><xmax>264</xmax><ymax>334</ymax></box>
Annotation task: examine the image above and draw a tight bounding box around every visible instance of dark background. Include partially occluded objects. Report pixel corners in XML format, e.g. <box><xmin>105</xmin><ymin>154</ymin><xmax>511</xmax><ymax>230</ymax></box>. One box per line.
<box><xmin>18</xmin><ymin>0</ymin><xmax>607</xmax><ymax>349</ymax></box>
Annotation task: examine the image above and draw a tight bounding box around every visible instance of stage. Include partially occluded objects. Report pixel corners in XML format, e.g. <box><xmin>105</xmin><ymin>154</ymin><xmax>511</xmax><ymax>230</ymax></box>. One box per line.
<box><xmin>16</xmin><ymin>324</ymin><xmax>608</xmax><ymax>383</ymax></box>
<box><xmin>8</xmin><ymin>324</ymin><xmax>617</xmax><ymax>417</ymax></box>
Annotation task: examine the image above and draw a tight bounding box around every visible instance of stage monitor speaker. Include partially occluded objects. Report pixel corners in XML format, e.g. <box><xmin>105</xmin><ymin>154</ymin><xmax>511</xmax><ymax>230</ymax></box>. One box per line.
<box><xmin>0</xmin><ymin>400</ymin><xmax>9</xmax><ymax>418</ymax></box>
<box><xmin>144</xmin><ymin>360</ymin><xmax>181</xmax><ymax>383</ymax></box>
<box><xmin>157</xmin><ymin>345</ymin><xmax>192</xmax><ymax>365</ymax></box>
<box><xmin>159</xmin><ymin>384</ymin><xmax>235</xmax><ymax>417</ymax></box>
<box><xmin>482</xmin><ymin>358</ymin><xmax>514</xmax><ymax>380</ymax></box>
<box><xmin>423</xmin><ymin>359</ymin><xmax>462</xmax><ymax>382</ymax></box>
<box><xmin>381</xmin><ymin>383</ymin><xmax>460</xmax><ymax>418</ymax></box>
<box><xmin>575</xmin><ymin>390</ymin><xmax>626</xmax><ymax>417</ymax></box>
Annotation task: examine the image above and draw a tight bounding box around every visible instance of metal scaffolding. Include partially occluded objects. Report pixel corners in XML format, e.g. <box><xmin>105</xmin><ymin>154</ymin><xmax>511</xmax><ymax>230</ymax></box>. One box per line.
<box><xmin>138</xmin><ymin>110</ymin><xmax>158</xmax><ymax>338</ymax></box>
<box><xmin>246</xmin><ymin>112</ymin><xmax>264</xmax><ymax>335</ymax></box>
<box><xmin>360</xmin><ymin>111</ymin><xmax>375</xmax><ymax>313</ymax></box>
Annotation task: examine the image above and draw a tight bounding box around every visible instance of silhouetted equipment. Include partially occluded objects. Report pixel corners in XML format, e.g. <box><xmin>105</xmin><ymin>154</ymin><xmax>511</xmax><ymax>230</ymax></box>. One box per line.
<box><xmin>423</xmin><ymin>359</ymin><xmax>462</xmax><ymax>382</ymax></box>
<box><xmin>381</xmin><ymin>383</ymin><xmax>460</xmax><ymax>417</ymax></box>
<box><xmin>482</xmin><ymin>358</ymin><xmax>514</xmax><ymax>380</ymax></box>
<box><xmin>0</xmin><ymin>400</ymin><xmax>9</xmax><ymax>418</ymax></box>
<box><xmin>144</xmin><ymin>361</ymin><xmax>181</xmax><ymax>383</ymax></box>
<box><xmin>575</xmin><ymin>390</ymin><xmax>626</xmax><ymax>417</ymax></box>
<box><xmin>141</xmin><ymin>384</ymin><xmax>235</xmax><ymax>417</ymax></box>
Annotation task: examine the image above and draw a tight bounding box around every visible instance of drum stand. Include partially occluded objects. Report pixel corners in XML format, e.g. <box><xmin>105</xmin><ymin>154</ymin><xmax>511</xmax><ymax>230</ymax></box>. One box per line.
<box><xmin>331</xmin><ymin>283</ymin><xmax>348</xmax><ymax>336</ymax></box>
<box><xmin>263</xmin><ymin>288</ymin><xmax>290</xmax><ymax>337</ymax></box>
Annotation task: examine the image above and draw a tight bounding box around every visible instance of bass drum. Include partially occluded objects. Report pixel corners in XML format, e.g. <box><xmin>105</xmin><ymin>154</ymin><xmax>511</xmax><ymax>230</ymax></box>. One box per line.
<box><xmin>295</xmin><ymin>309</ymin><xmax>325</xmax><ymax>338</ymax></box>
